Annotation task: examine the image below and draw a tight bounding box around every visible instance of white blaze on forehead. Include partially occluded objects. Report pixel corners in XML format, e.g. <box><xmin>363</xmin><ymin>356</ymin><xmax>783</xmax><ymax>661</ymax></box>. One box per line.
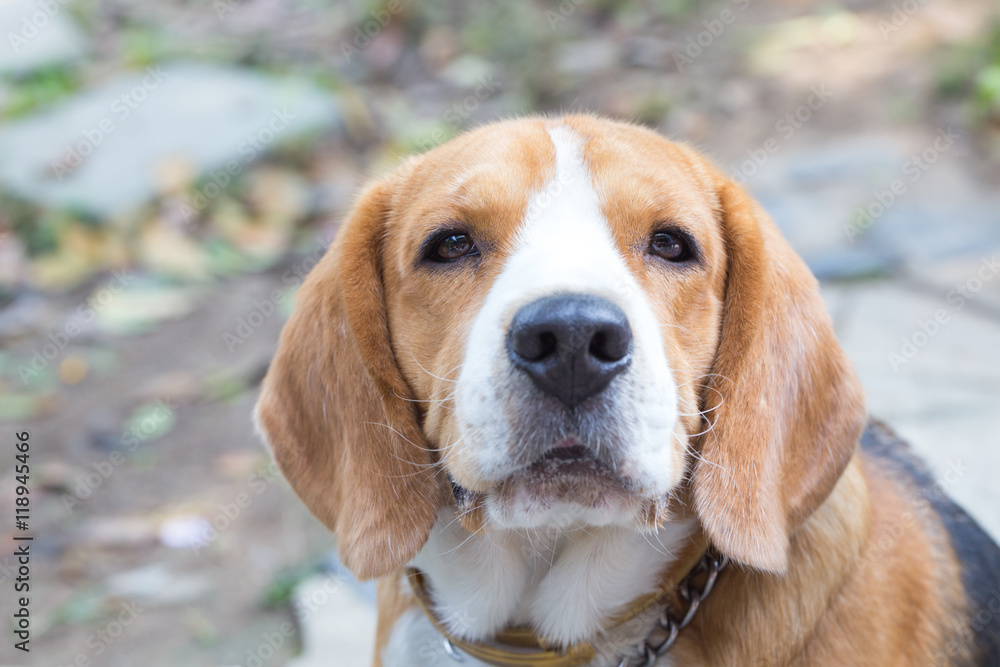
<box><xmin>506</xmin><ymin>124</ymin><xmax>630</xmax><ymax>297</ymax></box>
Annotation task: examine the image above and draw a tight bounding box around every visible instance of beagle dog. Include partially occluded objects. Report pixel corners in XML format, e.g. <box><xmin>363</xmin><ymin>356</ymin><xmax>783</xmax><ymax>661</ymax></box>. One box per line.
<box><xmin>255</xmin><ymin>115</ymin><xmax>1000</xmax><ymax>666</ymax></box>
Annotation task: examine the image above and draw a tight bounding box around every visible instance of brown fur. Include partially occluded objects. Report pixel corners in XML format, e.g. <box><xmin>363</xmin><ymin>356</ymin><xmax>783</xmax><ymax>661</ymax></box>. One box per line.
<box><xmin>374</xmin><ymin>575</ymin><xmax>417</xmax><ymax>666</ymax></box>
<box><xmin>256</xmin><ymin>115</ymin><xmax>975</xmax><ymax>665</ymax></box>
<box><xmin>669</xmin><ymin>456</ymin><xmax>969</xmax><ymax>665</ymax></box>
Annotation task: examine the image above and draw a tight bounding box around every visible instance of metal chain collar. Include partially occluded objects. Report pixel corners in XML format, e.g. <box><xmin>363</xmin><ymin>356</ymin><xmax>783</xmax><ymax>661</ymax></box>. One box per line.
<box><xmin>616</xmin><ymin>550</ymin><xmax>730</xmax><ymax>667</ymax></box>
<box><xmin>438</xmin><ymin>549</ymin><xmax>729</xmax><ymax>667</ymax></box>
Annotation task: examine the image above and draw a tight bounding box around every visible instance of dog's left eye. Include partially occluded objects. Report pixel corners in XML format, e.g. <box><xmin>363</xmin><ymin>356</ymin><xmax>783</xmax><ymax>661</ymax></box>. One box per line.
<box><xmin>650</xmin><ymin>231</ymin><xmax>692</xmax><ymax>262</ymax></box>
<box><xmin>428</xmin><ymin>232</ymin><xmax>478</xmax><ymax>262</ymax></box>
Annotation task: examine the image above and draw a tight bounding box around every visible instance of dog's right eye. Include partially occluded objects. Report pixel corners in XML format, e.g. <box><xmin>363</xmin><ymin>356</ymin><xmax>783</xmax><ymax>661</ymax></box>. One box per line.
<box><xmin>427</xmin><ymin>232</ymin><xmax>479</xmax><ymax>262</ymax></box>
<box><xmin>650</xmin><ymin>231</ymin><xmax>691</xmax><ymax>262</ymax></box>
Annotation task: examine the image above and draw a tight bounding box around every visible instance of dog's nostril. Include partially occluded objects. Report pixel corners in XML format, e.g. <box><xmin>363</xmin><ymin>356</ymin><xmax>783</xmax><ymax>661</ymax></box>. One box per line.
<box><xmin>589</xmin><ymin>332</ymin><xmax>606</xmax><ymax>359</ymax></box>
<box><xmin>590</xmin><ymin>327</ymin><xmax>630</xmax><ymax>362</ymax></box>
<box><xmin>511</xmin><ymin>329</ymin><xmax>557</xmax><ymax>362</ymax></box>
<box><xmin>588</xmin><ymin>330</ymin><xmax>615</xmax><ymax>362</ymax></box>
<box><xmin>507</xmin><ymin>294</ymin><xmax>633</xmax><ymax>408</ymax></box>
<box><xmin>533</xmin><ymin>331</ymin><xmax>557</xmax><ymax>361</ymax></box>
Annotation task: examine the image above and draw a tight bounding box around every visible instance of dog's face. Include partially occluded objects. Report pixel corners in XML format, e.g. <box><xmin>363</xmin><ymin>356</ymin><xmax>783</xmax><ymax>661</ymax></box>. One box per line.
<box><xmin>256</xmin><ymin>116</ymin><xmax>866</xmax><ymax>580</ymax></box>
<box><xmin>382</xmin><ymin>123</ymin><xmax>724</xmax><ymax>531</ymax></box>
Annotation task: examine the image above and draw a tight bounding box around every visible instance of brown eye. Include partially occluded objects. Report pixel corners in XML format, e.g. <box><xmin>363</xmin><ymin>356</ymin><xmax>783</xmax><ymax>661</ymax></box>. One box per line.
<box><xmin>430</xmin><ymin>232</ymin><xmax>478</xmax><ymax>262</ymax></box>
<box><xmin>650</xmin><ymin>231</ymin><xmax>691</xmax><ymax>262</ymax></box>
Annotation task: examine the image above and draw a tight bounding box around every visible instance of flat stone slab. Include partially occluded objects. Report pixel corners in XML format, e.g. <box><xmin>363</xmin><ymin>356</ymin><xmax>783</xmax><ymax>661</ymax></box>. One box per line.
<box><xmin>821</xmin><ymin>276</ymin><xmax>1000</xmax><ymax>542</ymax></box>
<box><xmin>289</xmin><ymin>572</ymin><xmax>377</xmax><ymax>667</ymax></box>
<box><xmin>740</xmin><ymin>133</ymin><xmax>1000</xmax><ymax>279</ymax></box>
<box><xmin>0</xmin><ymin>62</ymin><xmax>339</xmax><ymax>217</ymax></box>
<box><xmin>0</xmin><ymin>0</ymin><xmax>88</xmax><ymax>74</ymax></box>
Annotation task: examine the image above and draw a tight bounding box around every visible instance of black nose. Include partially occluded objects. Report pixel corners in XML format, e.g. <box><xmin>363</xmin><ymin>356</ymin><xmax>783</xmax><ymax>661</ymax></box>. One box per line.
<box><xmin>507</xmin><ymin>294</ymin><xmax>632</xmax><ymax>409</ymax></box>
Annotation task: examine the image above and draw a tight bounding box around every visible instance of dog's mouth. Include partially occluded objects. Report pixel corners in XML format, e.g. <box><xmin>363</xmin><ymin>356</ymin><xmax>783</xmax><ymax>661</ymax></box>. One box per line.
<box><xmin>523</xmin><ymin>440</ymin><xmax>620</xmax><ymax>481</ymax></box>
<box><xmin>450</xmin><ymin>438</ymin><xmax>634</xmax><ymax>514</ymax></box>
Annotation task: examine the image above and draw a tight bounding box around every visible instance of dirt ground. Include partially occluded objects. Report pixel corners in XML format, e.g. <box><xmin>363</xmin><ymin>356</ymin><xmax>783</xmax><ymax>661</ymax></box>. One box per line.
<box><xmin>1</xmin><ymin>0</ymin><xmax>999</xmax><ymax>665</ymax></box>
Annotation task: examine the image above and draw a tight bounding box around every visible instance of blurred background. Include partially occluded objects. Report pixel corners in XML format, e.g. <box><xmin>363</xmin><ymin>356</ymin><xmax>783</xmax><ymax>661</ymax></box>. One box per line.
<box><xmin>1</xmin><ymin>0</ymin><xmax>998</xmax><ymax>665</ymax></box>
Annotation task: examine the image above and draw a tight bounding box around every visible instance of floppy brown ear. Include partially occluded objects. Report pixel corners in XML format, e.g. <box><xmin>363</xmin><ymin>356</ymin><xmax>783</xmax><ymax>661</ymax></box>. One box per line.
<box><xmin>692</xmin><ymin>180</ymin><xmax>866</xmax><ymax>573</ymax></box>
<box><xmin>255</xmin><ymin>176</ymin><xmax>440</xmax><ymax>580</ymax></box>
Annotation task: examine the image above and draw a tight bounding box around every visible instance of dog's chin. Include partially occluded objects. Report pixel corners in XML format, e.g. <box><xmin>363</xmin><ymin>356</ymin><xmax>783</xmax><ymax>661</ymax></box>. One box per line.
<box><xmin>451</xmin><ymin>445</ymin><xmax>670</xmax><ymax>532</ymax></box>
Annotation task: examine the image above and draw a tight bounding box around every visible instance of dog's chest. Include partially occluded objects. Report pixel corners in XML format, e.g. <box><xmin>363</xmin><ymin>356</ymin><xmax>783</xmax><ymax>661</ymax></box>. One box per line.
<box><xmin>388</xmin><ymin>517</ymin><xmax>695</xmax><ymax>666</ymax></box>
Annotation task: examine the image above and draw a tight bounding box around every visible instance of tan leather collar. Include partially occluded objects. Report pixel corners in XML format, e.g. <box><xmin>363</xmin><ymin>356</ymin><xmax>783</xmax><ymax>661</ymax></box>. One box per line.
<box><xmin>406</xmin><ymin>533</ymin><xmax>709</xmax><ymax>667</ymax></box>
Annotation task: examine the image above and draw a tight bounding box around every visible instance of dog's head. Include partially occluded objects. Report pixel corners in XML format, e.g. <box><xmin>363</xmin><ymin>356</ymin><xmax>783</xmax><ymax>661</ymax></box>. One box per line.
<box><xmin>255</xmin><ymin>115</ymin><xmax>866</xmax><ymax>580</ymax></box>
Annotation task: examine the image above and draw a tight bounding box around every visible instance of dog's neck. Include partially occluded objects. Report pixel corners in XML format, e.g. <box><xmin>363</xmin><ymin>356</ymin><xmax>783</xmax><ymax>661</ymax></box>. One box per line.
<box><xmin>410</xmin><ymin>509</ymin><xmax>697</xmax><ymax>648</ymax></box>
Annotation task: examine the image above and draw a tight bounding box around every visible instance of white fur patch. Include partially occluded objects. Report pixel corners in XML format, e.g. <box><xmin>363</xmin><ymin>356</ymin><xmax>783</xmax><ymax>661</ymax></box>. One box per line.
<box><xmin>402</xmin><ymin>123</ymin><xmax>693</xmax><ymax>660</ymax></box>
<box><xmin>411</xmin><ymin>509</ymin><xmax>695</xmax><ymax>650</ymax></box>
